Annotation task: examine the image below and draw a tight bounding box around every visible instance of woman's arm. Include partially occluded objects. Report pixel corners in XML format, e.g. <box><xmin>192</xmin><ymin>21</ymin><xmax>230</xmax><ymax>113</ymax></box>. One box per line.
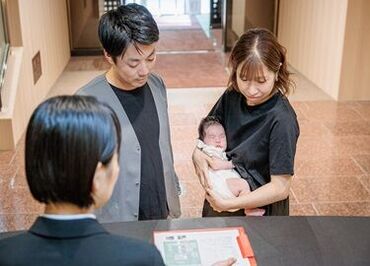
<box><xmin>192</xmin><ymin>148</ymin><xmax>235</xmax><ymax>189</ymax></box>
<box><xmin>192</xmin><ymin>147</ymin><xmax>212</xmax><ymax>189</ymax></box>
<box><xmin>206</xmin><ymin>174</ymin><xmax>292</xmax><ymax>211</ymax></box>
<box><xmin>209</xmin><ymin>157</ymin><xmax>234</xmax><ymax>170</ymax></box>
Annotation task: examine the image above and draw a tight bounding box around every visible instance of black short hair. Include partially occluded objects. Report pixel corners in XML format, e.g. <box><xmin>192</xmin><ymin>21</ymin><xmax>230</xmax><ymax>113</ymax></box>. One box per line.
<box><xmin>198</xmin><ymin>116</ymin><xmax>223</xmax><ymax>141</ymax></box>
<box><xmin>25</xmin><ymin>95</ymin><xmax>121</xmax><ymax>208</ymax></box>
<box><xmin>98</xmin><ymin>3</ymin><xmax>159</xmax><ymax>61</ymax></box>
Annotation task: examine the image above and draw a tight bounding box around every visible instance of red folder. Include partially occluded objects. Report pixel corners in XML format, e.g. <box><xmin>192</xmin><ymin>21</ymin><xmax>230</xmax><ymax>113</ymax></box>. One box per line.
<box><xmin>236</xmin><ymin>227</ymin><xmax>257</xmax><ymax>266</ymax></box>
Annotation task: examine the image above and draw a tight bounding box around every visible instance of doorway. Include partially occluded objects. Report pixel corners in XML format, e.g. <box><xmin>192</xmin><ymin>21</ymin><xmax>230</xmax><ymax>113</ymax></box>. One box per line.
<box><xmin>222</xmin><ymin>0</ymin><xmax>278</xmax><ymax>51</ymax></box>
<box><xmin>67</xmin><ymin>0</ymin><xmax>125</xmax><ymax>55</ymax></box>
<box><xmin>66</xmin><ymin>0</ymin><xmax>222</xmax><ymax>55</ymax></box>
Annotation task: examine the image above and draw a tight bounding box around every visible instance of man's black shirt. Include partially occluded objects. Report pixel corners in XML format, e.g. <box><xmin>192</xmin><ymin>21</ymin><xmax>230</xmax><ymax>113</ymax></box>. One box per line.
<box><xmin>111</xmin><ymin>83</ymin><xmax>168</xmax><ymax>220</ymax></box>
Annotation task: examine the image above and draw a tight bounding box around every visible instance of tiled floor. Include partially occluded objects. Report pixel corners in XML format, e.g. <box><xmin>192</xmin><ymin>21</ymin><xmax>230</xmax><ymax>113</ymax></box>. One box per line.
<box><xmin>157</xmin><ymin>29</ymin><xmax>214</xmax><ymax>51</ymax></box>
<box><xmin>154</xmin><ymin>14</ymin><xmax>203</xmax><ymax>30</ymax></box>
<box><xmin>0</xmin><ymin>22</ymin><xmax>369</xmax><ymax>232</ymax></box>
<box><xmin>64</xmin><ymin>52</ymin><xmax>229</xmax><ymax>88</ymax></box>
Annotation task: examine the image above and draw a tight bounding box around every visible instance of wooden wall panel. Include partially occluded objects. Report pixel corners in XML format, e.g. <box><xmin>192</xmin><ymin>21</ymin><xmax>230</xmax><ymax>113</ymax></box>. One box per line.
<box><xmin>231</xmin><ymin>0</ymin><xmax>246</xmax><ymax>37</ymax></box>
<box><xmin>10</xmin><ymin>0</ymin><xmax>70</xmax><ymax>145</ymax></box>
<box><xmin>338</xmin><ymin>0</ymin><xmax>370</xmax><ymax>100</ymax></box>
<box><xmin>278</xmin><ymin>0</ymin><xmax>348</xmax><ymax>100</ymax></box>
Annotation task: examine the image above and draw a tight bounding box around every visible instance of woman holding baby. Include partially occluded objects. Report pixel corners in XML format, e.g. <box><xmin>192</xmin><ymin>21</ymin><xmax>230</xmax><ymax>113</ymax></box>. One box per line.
<box><xmin>193</xmin><ymin>28</ymin><xmax>300</xmax><ymax>216</ymax></box>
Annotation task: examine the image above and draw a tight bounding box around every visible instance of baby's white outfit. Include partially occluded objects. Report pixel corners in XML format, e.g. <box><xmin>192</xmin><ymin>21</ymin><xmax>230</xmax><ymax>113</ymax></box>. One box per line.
<box><xmin>197</xmin><ymin>140</ymin><xmax>243</xmax><ymax>199</ymax></box>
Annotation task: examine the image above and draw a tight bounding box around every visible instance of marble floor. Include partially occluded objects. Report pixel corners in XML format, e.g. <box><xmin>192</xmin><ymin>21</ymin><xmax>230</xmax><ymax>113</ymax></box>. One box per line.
<box><xmin>0</xmin><ymin>24</ymin><xmax>369</xmax><ymax>232</ymax></box>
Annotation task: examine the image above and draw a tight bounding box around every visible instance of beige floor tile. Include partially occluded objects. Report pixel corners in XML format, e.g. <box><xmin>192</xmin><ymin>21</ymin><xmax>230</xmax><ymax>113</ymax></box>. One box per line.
<box><xmin>180</xmin><ymin>207</ymin><xmax>203</xmax><ymax>218</ymax></box>
<box><xmin>179</xmin><ymin>181</ymin><xmax>205</xmax><ymax>208</ymax></box>
<box><xmin>314</xmin><ymin>202</ymin><xmax>370</xmax><ymax>216</ymax></box>
<box><xmin>154</xmin><ymin>53</ymin><xmax>228</xmax><ymax>88</ymax></box>
<box><xmin>175</xmin><ymin>162</ymin><xmax>198</xmax><ymax>182</ymax></box>
<box><xmin>352</xmin><ymin>154</ymin><xmax>370</xmax><ymax>174</ymax></box>
<box><xmin>298</xmin><ymin>120</ymin><xmax>332</xmax><ymax>137</ymax></box>
<box><xmin>172</xmin><ymin>140</ymin><xmax>197</xmax><ymax>163</ymax></box>
<box><xmin>295</xmin><ymin>157</ymin><xmax>365</xmax><ymax>177</ymax></box>
<box><xmin>289</xmin><ymin>190</ymin><xmax>298</xmax><ymax>203</ymax></box>
<box><xmin>0</xmin><ymin>163</ymin><xmax>19</xmax><ymax>188</ymax></box>
<box><xmin>358</xmin><ymin>175</ymin><xmax>370</xmax><ymax>192</ymax></box>
<box><xmin>157</xmin><ymin>30</ymin><xmax>213</xmax><ymax>51</ymax></box>
<box><xmin>155</xmin><ymin>14</ymin><xmax>202</xmax><ymax>31</ymax></box>
<box><xmin>323</xmin><ymin>120</ymin><xmax>370</xmax><ymax>136</ymax></box>
<box><xmin>171</xmin><ymin>125</ymin><xmax>198</xmax><ymax>141</ymax></box>
<box><xmin>295</xmin><ymin>136</ymin><xmax>335</xmax><ymax>161</ymax></box>
<box><xmin>0</xmin><ymin>150</ymin><xmax>16</xmax><ymax>165</ymax></box>
<box><xmin>0</xmin><ymin>213</ymin><xmax>39</xmax><ymax>233</ymax></box>
<box><xmin>327</xmin><ymin>136</ymin><xmax>370</xmax><ymax>156</ymax></box>
<box><xmin>301</xmin><ymin>102</ymin><xmax>364</xmax><ymax>122</ymax></box>
<box><xmin>169</xmin><ymin>113</ymin><xmax>198</xmax><ymax>126</ymax></box>
<box><xmin>291</xmin><ymin>175</ymin><xmax>369</xmax><ymax>203</ymax></box>
<box><xmin>290</xmin><ymin>203</ymin><xmax>318</xmax><ymax>216</ymax></box>
<box><xmin>351</xmin><ymin>101</ymin><xmax>370</xmax><ymax>121</ymax></box>
<box><xmin>0</xmin><ymin>186</ymin><xmax>43</xmax><ymax>214</ymax></box>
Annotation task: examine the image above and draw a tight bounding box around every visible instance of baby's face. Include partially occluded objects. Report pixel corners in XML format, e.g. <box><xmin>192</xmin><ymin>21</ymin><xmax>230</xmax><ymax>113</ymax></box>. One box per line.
<box><xmin>203</xmin><ymin>124</ymin><xmax>227</xmax><ymax>151</ymax></box>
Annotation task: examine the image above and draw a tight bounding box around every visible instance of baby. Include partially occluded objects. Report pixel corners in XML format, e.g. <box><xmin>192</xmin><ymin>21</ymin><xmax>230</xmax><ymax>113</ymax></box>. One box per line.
<box><xmin>197</xmin><ymin>116</ymin><xmax>265</xmax><ymax>216</ymax></box>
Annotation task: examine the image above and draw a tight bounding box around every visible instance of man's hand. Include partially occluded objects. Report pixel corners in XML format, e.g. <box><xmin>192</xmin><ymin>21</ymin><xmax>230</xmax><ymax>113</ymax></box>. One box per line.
<box><xmin>192</xmin><ymin>148</ymin><xmax>212</xmax><ymax>189</ymax></box>
<box><xmin>212</xmin><ymin>258</ymin><xmax>236</xmax><ymax>266</ymax></box>
<box><xmin>209</xmin><ymin>157</ymin><xmax>234</xmax><ymax>171</ymax></box>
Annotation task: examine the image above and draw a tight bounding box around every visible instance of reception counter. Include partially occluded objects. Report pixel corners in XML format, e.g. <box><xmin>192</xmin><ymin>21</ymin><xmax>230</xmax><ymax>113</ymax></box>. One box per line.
<box><xmin>1</xmin><ymin>216</ymin><xmax>369</xmax><ymax>265</ymax></box>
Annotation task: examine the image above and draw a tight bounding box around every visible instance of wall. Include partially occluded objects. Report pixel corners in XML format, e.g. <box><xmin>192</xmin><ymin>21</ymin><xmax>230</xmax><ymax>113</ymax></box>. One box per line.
<box><xmin>68</xmin><ymin>0</ymin><xmax>95</xmax><ymax>49</ymax></box>
<box><xmin>5</xmin><ymin>0</ymin><xmax>22</xmax><ymax>46</ymax></box>
<box><xmin>0</xmin><ymin>0</ymin><xmax>70</xmax><ymax>149</ymax></box>
<box><xmin>338</xmin><ymin>0</ymin><xmax>370</xmax><ymax>100</ymax></box>
<box><xmin>230</xmin><ymin>0</ymin><xmax>276</xmax><ymax>41</ymax></box>
<box><xmin>278</xmin><ymin>0</ymin><xmax>348</xmax><ymax>100</ymax></box>
<box><xmin>245</xmin><ymin>0</ymin><xmax>275</xmax><ymax>32</ymax></box>
<box><xmin>231</xmin><ymin>0</ymin><xmax>246</xmax><ymax>37</ymax></box>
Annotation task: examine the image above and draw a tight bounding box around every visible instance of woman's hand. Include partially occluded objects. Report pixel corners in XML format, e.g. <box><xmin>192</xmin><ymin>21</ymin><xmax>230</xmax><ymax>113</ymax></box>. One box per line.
<box><xmin>209</xmin><ymin>174</ymin><xmax>293</xmax><ymax>211</ymax></box>
<box><xmin>209</xmin><ymin>157</ymin><xmax>234</xmax><ymax>171</ymax></box>
<box><xmin>192</xmin><ymin>148</ymin><xmax>211</xmax><ymax>189</ymax></box>
<box><xmin>205</xmin><ymin>189</ymin><xmax>238</xmax><ymax>212</ymax></box>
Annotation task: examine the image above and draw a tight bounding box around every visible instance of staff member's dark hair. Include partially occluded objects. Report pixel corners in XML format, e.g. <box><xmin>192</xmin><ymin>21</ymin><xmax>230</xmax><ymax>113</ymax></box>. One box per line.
<box><xmin>25</xmin><ymin>95</ymin><xmax>121</xmax><ymax>208</ymax></box>
<box><xmin>98</xmin><ymin>3</ymin><xmax>159</xmax><ymax>62</ymax></box>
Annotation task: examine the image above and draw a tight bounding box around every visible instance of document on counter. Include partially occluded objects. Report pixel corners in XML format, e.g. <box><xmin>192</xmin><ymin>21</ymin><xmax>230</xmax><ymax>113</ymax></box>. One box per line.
<box><xmin>153</xmin><ymin>227</ymin><xmax>256</xmax><ymax>266</ymax></box>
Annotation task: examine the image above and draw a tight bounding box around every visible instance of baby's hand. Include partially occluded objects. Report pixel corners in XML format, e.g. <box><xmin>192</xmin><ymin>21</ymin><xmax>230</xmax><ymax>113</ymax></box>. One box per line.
<box><xmin>209</xmin><ymin>158</ymin><xmax>234</xmax><ymax>171</ymax></box>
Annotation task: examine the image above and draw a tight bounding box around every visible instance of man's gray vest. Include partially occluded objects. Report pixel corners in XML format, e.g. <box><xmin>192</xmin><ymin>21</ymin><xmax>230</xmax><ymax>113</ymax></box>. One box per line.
<box><xmin>77</xmin><ymin>73</ymin><xmax>181</xmax><ymax>222</ymax></box>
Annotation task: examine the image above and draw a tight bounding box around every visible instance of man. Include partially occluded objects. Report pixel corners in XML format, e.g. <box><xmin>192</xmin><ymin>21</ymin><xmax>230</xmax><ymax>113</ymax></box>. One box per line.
<box><xmin>77</xmin><ymin>4</ymin><xmax>181</xmax><ymax>222</ymax></box>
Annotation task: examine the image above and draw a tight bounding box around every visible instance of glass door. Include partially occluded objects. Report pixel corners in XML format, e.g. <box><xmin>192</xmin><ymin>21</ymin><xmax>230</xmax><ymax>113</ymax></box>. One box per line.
<box><xmin>67</xmin><ymin>0</ymin><xmax>125</xmax><ymax>55</ymax></box>
<box><xmin>0</xmin><ymin>0</ymin><xmax>9</xmax><ymax>110</ymax></box>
